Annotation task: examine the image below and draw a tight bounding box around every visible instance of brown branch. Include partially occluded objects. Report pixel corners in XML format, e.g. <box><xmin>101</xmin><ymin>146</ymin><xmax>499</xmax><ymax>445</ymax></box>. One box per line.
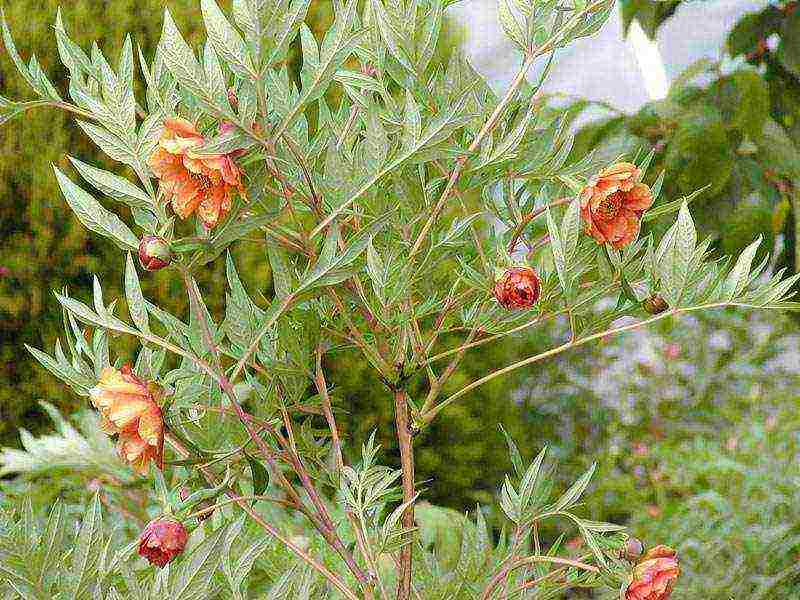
<box><xmin>315</xmin><ymin>344</ymin><xmax>344</xmax><ymax>471</ymax></box>
<box><xmin>394</xmin><ymin>389</ymin><xmax>416</xmax><ymax>600</ymax></box>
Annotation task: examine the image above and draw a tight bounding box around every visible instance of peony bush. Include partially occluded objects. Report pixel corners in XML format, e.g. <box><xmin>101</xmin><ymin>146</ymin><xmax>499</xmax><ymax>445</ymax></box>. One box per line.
<box><xmin>1</xmin><ymin>0</ymin><xmax>798</xmax><ymax>598</ymax></box>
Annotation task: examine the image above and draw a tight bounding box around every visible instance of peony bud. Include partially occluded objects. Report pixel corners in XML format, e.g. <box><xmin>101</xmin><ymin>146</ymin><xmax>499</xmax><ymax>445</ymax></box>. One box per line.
<box><xmin>625</xmin><ymin>545</ymin><xmax>680</xmax><ymax>600</ymax></box>
<box><xmin>138</xmin><ymin>236</ymin><xmax>172</xmax><ymax>271</ymax></box>
<box><xmin>623</xmin><ymin>537</ymin><xmax>644</xmax><ymax>561</ymax></box>
<box><xmin>227</xmin><ymin>88</ymin><xmax>239</xmax><ymax>111</ymax></box>
<box><xmin>138</xmin><ymin>518</ymin><xmax>189</xmax><ymax>568</ymax></box>
<box><xmin>643</xmin><ymin>295</ymin><xmax>668</xmax><ymax>315</ymax></box>
<box><xmin>493</xmin><ymin>266</ymin><xmax>541</xmax><ymax>310</ymax></box>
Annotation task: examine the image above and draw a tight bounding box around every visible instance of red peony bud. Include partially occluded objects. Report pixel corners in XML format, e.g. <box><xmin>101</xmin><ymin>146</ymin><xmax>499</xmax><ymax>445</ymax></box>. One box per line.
<box><xmin>138</xmin><ymin>518</ymin><xmax>188</xmax><ymax>568</ymax></box>
<box><xmin>625</xmin><ymin>545</ymin><xmax>680</xmax><ymax>600</ymax></box>
<box><xmin>643</xmin><ymin>294</ymin><xmax>668</xmax><ymax>315</ymax></box>
<box><xmin>493</xmin><ymin>266</ymin><xmax>541</xmax><ymax>310</ymax></box>
<box><xmin>138</xmin><ymin>236</ymin><xmax>172</xmax><ymax>271</ymax></box>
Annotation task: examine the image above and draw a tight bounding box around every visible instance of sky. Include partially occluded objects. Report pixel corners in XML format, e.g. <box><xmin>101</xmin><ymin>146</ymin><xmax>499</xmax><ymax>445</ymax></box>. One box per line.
<box><xmin>450</xmin><ymin>0</ymin><xmax>770</xmax><ymax>113</ymax></box>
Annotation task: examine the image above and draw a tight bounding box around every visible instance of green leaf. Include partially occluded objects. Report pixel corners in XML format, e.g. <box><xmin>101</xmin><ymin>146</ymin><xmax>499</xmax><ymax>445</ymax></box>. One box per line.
<box><xmin>278</xmin><ymin>0</ymin><xmax>362</xmax><ymax>135</ymax></box>
<box><xmin>267</xmin><ymin>245</ymin><xmax>293</xmax><ymax>300</ymax></box>
<box><xmin>53</xmin><ymin>165</ymin><xmax>139</xmax><ymax>251</ymax></box>
<box><xmin>657</xmin><ymin>201</ymin><xmax>696</xmax><ymax>306</ymax></box>
<box><xmin>546</xmin><ymin>207</ymin><xmax>567</xmax><ymax>292</ymax></box>
<box><xmin>170</xmin><ymin>524</ymin><xmax>230</xmax><ymax>600</ymax></box>
<box><xmin>68</xmin><ymin>493</ymin><xmax>104</xmax><ymax>599</ymax></box>
<box><xmin>68</xmin><ymin>156</ymin><xmax>153</xmax><ymax>211</ymax></box>
<box><xmin>160</xmin><ymin>8</ymin><xmax>207</xmax><ymax>102</ymax></box>
<box><xmin>723</xmin><ymin>236</ymin><xmax>761</xmax><ymax>301</ymax></box>
<box><xmin>0</xmin><ymin>8</ymin><xmax>37</xmax><ymax>91</ymax></box>
<box><xmin>246</xmin><ymin>454</ymin><xmax>269</xmax><ymax>496</ymax></box>
<box><xmin>201</xmin><ymin>0</ymin><xmax>254</xmax><ymax>77</ymax></box>
<box><xmin>301</xmin><ymin>213</ymin><xmax>392</xmax><ymax>291</ymax></box>
<box><xmin>498</xmin><ymin>0</ymin><xmax>526</xmax><ymax>49</ymax></box>
<box><xmin>370</xmin><ymin>0</ymin><xmax>415</xmax><ymax>75</ymax></box>
<box><xmin>125</xmin><ymin>253</ymin><xmax>150</xmax><ymax>333</ymax></box>
<box><xmin>364</xmin><ymin>104</ymin><xmax>389</xmax><ymax>173</ymax></box>
<box><xmin>551</xmin><ymin>463</ymin><xmax>596</xmax><ymax>512</ymax></box>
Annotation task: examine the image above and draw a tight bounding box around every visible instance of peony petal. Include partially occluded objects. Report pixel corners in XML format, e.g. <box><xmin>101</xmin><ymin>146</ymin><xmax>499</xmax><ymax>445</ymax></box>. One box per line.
<box><xmin>137</xmin><ymin>406</ymin><xmax>163</xmax><ymax>447</ymax></box>
<box><xmin>164</xmin><ymin>117</ymin><xmax>202</xmax><ymax>139</ymax></box>
<box><xmin>625</xmin><ymin>183</ymin><xmax>654</xmax><ymax>212</ymax></box>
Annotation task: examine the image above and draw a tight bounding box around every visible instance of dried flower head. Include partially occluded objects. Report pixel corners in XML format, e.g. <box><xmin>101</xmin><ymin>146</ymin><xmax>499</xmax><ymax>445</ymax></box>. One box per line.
<box><xmin>149</xmin><ymin>117</ymin><xmax>244</xmax><ymax>228</ymax></box>
<box><xmin>89</xmin><ymin>366</ymin><xmax>164</xmax><ymax>475</ymax></box>
<box><xmin>581</xmin><ymin>162</ymin><xmax>654</xmax><ymax>249</ymax></box>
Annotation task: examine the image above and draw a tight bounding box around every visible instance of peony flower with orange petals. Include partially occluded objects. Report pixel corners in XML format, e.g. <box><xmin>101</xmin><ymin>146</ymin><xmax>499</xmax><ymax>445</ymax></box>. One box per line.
<box><xmin>580</xmin><ymin>162</ymin><xmax>654</xmax><ymax>249</ymax></box>
<box><xmin>138</xmin><ymin>518</ymin><xmax>188</xmax><ymax>567</ymax></box>
<box><xmin>625</xmin><ymin>545</ymin><xmax>680</xmax><ymax>600</ymax></box>
<box><xmin>89</xmin><ymin>365</ymin><xmax>164</xmax><ymax>475</ymax></box>
<box><xmin>494</xmin><ymin>266</ymin><xmax>541</xmax><ymax>310</ymax></box>
<box><xmin>148</xmin><ymin>117</ymin><xmax>244</xmax><ymax>228</ymax></box>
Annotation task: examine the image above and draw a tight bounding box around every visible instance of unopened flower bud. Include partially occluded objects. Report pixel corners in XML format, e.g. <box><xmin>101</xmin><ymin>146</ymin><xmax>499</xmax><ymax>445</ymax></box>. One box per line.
<box><xmin>138</xmin><ymin>518</ymin><xmax>188</xmax><ymax>567</ymax></box>
<box><xmin>623</xmin><ymin>537</ymin><xmax>644</xmax><ymax>561</ymax></box>
<box><xmin>493</xmin><ymin>266</ymin><xmax>541</xmax><ymax>310</ymax></box>
<box><xmin>138</xmin><ymin>236</ymin><xmax>172</xmax><ymax>271</ymax></box>
<box><xmin>227</xmin><ymin>88</ymin><xmax>239</xmax><ymax>111</ymax></box>
<box><xmin>643</xmin><ymin>294</ymin><xmax>668</xmax><ymax>315</ymax></box>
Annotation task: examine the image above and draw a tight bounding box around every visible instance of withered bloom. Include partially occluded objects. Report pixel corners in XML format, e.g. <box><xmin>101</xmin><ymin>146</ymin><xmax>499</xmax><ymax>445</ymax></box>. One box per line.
<box><xmin>494</xmin><ymin>266</ymin><xmax>541</xmax><ymax>310</ymax></box>
<box><xmin>148</xmin><ymin>117</ymin><xmax>244</xmax><ymax>228</ymax></box>
<box><xmin>89</xmin><ymin>366</ymin><xmax>164</xmax><ymax>475</ymax></box>
<box><xmin>625</xmin><ymin>545</ymin><xmax>680</xmax><ymax>600</ymax></box>
<box><xmin>138</xmin><ymin>518</ymin><xmax>188</xmax><ymax>567</ymax></box>
<box><xmin>580</xmin><ymin>162</ymin><xmax>654</xmax><ymax>249</ymax></box>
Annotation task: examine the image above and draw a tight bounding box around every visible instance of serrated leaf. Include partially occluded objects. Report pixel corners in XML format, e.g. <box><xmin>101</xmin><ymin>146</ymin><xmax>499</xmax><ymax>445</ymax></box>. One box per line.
<box><xmin>201</xmin><ymin>0</ymin><xmax>254</xmax><ymax>77</ymax></box>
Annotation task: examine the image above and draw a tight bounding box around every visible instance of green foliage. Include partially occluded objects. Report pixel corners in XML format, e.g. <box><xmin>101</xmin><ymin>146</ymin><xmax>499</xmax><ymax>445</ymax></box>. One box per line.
<box><xmin>1</xmin><ymin>0</ymin><xmax>799</xmax><ymax>597</ymax></box>
<box><xmin>582</xmin><ymin>1</ymin><xmax>800</xmax><ymax>274</ymax></box>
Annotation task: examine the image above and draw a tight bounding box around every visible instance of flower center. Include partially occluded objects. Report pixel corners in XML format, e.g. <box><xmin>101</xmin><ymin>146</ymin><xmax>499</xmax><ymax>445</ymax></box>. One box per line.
<box><xmin>597</xmin><ymin>192</ymin><xmax>623</xmax><ymax>220</ymax></box>
<box><xmin>189</xmin><ymin>171</ymin><xmax>214</xmax><ymax>191</ymax></box>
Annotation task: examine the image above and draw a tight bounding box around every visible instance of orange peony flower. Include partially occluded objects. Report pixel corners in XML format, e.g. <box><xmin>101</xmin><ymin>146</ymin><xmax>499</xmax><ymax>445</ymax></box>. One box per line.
<box><xmin>148</xmin><ymin>117</ymin><xmax>244</xmax><ymax>228</ymax></box>
<box><xmin>89</xmin><ymin>365</ymin><xmax>164</xmax><ymax>475</ymax></box>
<box><xmin>580</xmin><ymin>162</ymin><xmax>654</xmax><ymax>249</ymax></box>
<box><xmin>625</xmin><ymin>545</ymin><xmax>680</xmax><ymax>600</ymax></box>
